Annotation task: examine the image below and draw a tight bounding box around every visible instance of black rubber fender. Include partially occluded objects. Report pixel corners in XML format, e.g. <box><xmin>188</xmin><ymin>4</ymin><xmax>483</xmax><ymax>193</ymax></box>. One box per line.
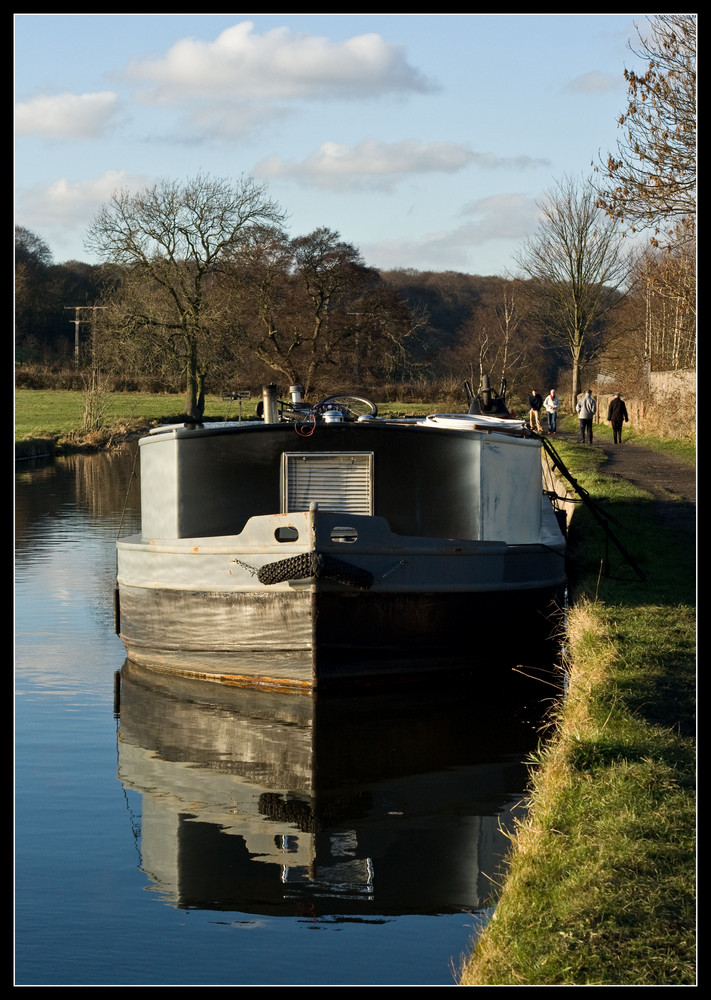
<box><xmin>257</xmin><ymin>551</ymin><xmax>374</xmax><ymax>590</ymax></box>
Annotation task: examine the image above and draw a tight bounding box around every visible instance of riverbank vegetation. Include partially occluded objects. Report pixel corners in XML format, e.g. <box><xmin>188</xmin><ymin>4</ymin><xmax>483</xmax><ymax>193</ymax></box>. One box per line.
<box><xmin>460</xmin><ymin>439</ymin><xmax>696</xmax><ymax>986</ymax></box>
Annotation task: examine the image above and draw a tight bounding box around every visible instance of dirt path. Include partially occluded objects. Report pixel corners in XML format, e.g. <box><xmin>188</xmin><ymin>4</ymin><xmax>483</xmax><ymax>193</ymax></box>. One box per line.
<box><xmin>555</xmin><ymin>430</ymin><xmax>696</xmax><ymax>534</ymax></box>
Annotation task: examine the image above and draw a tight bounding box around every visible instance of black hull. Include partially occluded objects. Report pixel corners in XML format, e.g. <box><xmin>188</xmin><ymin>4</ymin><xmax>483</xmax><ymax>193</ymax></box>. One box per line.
<box><xmin>118</xmin><ymin>585</ymin><xmax>564</xmax><ymax>690</ymax></box>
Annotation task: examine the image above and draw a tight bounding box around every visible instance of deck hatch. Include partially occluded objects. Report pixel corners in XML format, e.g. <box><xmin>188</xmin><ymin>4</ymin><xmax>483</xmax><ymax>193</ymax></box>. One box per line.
<box><xmin>282</xmin><ymin>452</ymin><xmax>374</xmax><ymax>514</ymax></box>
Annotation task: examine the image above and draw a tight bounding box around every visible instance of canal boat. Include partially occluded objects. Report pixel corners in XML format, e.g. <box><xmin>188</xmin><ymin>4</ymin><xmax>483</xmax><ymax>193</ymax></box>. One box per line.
<box><xmin>115</xmin><ymin>381</ymin><xmax>567</xmax><ymax>689</ymax></box>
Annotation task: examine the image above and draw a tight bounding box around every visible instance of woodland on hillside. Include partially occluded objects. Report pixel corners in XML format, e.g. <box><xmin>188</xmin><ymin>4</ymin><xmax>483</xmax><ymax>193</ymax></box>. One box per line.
<box><xmin>15</xmin><ymin>230</ymin><xmax>693</xmax><ymax>417</ymax></box>
<box><xmin>11</xmin><ymin>234</ymin><xmax>607</xmax><ymax>405</ymax></box>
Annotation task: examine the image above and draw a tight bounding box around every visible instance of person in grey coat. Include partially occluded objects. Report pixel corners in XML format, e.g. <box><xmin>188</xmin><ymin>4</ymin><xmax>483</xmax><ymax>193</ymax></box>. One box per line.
<box><xmin>576</xmin><ymin>389</ymin><xmax>597</xmax><ymax>443</ymax></box>
<box><xmin>607</xmin><ymin>392</ymin><xmax>629</xmax><ymax>443</ymax></box>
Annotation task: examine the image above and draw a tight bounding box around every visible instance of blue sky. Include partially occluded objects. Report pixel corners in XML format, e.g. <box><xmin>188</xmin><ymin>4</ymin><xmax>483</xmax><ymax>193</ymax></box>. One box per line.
<box><xmin>14</xmin><ymin>13</ymin><xmax>648</xmax><ymax>276</ymax></box>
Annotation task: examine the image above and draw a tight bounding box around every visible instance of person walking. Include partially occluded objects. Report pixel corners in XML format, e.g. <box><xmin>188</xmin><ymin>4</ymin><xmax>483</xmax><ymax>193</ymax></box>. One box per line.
<box><xmin>576</xmin><ymin>389</ymin><xmax>597</xmax><ymax>443</ymax></box>
<box><xmin>607</xmin><ymin>392</ymin><xmax>629</xmax><ymax>444</ymax></box>
<box><xmin>542</xmin><ymin>389</ymin><xmax>560</xmax><ymax>435</ymax></box>
<box><xmin>528</xmin><ymin>389</ymin><xmax>543</xmax><ymax>432</ymax></box>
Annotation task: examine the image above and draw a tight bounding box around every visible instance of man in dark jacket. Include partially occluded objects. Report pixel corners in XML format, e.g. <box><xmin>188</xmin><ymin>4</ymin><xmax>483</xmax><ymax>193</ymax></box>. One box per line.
<box><xmin>528</xmin><ymin>389</ymin><xmax>543</xmax><ymax>431</ymax></box>
<box><xmin>607</xmin><ymin>392</ymin><xmax>629</xmax><ymax>444</ymax></box>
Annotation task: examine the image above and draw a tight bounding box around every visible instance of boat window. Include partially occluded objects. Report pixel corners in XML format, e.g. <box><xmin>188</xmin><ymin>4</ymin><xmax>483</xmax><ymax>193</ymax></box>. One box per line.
<box><xmin>274</xmin><ymin>525</ymin><xmax>299</xmax><ymax>542</ymax></box>
<box><xmin>282</xmin><ymin>452</ymin><xmax>374</xmax><ymax>515</ymax></box>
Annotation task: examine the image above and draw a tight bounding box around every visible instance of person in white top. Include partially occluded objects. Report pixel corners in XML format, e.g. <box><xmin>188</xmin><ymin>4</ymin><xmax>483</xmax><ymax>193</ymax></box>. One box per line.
<box><xmin>542</xmin><ymin>389</ymin><xmax>561</xmax><ymax>435</ymax></box>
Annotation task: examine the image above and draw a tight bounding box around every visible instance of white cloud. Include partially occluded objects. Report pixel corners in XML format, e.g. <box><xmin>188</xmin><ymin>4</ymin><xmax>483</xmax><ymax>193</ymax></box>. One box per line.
<box><xmin>124</xmin><ymin>21</ymin><xmax>435</xmax><ymax>103</ymax></box>
<box><xmin>14</xmin><ymin>91</ymin><xmax>119</xmax><ymax>139</ymax></box>
<box><xmin>459</xmin><ymin>193</ymin><xmax>542</xmax><ymax>241</ymax></box>
<box><xmin>15</xmin><ymin>170</ymin><xmax>148</xmax><ymax>259</ymax></box>
<box><xmin>565</xmin><ymin>70</ymin><xmax>622</xmax><ymax>94</ymax></box>
<box><xmin>257</xmin><ymin>139</ymin><xmax>548</xmax><ymax>190</ymax></box>
<box><xmin>21</xmin><ymin>170</ymin><xmax>138</xmax><ymax>223</ymax></box>
<box><xmin>179</xmin><ymin>100</ymin><xmax>289</xmax><ymax>140</ymax></box>
<box><xmin>364</xmin><ymin>193</ymin><xmax>542</xmax><ymax>272</ymax></box>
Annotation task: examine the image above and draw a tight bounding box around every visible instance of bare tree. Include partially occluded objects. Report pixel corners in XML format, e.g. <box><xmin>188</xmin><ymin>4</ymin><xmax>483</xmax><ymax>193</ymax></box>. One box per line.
<box><xmin>441</xmin><ymin>283</ymin><xmax>534</xmax><ymax>405</ymax></box>
<box><xmin>596</xmin><ymin>14</ymin><xmax>695</xmax><ymax>395</ymax></box>
<box><xmin>228</xmin><ymin>226</ymin><xmax>414</xmax><ymax>396</ymax></box>
<box><xmin>596</xmin><ymin>14</ymin><xmax>696</xmax><ymax>249</ymax></box>
<box><xmin>290</xmin><ymin>227</ymin><xmax>374</xmax><ymax>392</ymax></box>
<box><xmin>635</xmin><ymin>242</ymin><xmax>696</xmax><ymax>371</ymax></box>
<box><xmin>487</xmin><ymin>284</ymin><xmax>529</xmax><ymax>394</ymax></box>
<box><xmin>515</xmin><ymin>175</ymin><xmax>630</xmax><ymax>403</ymax></box>
<box><xmin>85</xmin><ymin>174</ymin><xmax>284</xmax><ymax>419</ymax></box>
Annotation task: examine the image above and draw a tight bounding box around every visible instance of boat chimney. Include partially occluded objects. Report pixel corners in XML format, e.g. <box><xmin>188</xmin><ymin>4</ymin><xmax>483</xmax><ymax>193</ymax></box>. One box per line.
<box><xmin>289</xmin><ymin>385</ymin><xmax>304</xmax><ymax>405</ymax></box>
<box><xmin>261</xmin><ymin>384</ymin><xmax>279</xmax><ymax>423</ymax></box>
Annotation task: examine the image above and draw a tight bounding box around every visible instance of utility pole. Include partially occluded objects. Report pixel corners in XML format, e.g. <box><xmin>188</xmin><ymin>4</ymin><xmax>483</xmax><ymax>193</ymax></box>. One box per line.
<box><xmin>64</xmin><ymin>306</ymin><xmax>106</xmax><ymax>363</ymax></box>
<box><xmin>347</xmin><ymin>311</ymin><xmax>364</xmax><ymax>382</ymax></box>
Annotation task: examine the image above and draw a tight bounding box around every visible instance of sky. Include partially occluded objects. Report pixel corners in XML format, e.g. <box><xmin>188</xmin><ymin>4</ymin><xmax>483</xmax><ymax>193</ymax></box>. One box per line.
<box><xmin>14</xmin><ymin>13</ymin><xmax>650</xmax><ymax>277</ymax></box>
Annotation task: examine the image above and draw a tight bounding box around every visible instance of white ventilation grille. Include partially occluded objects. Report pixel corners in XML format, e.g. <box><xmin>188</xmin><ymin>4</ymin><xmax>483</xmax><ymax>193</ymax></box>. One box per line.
<box><xmin>283</xmin><ymin>452</ymin><xmax>373</xmax><ymax>514</ymax></box>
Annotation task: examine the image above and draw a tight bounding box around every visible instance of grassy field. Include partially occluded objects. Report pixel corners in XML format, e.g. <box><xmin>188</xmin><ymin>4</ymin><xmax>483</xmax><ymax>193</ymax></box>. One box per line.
<box><xmin>14</xmin><ymin>389</ymin><xmax>697</xmax><ymax>464</ymax></box>
<box><xmin>460</xmin><ymin>439</ymin><xmax>696</xmax><ymax>985</ymax></box>
<box><xmin>14</xmin><ymin>388</ymin><xmax>438</xmax><ymax>444</ymax></box>
<box><xmin>14</xmin><ymin>389</ymin><xmax>258</xmax><ymax>441</ymax></box>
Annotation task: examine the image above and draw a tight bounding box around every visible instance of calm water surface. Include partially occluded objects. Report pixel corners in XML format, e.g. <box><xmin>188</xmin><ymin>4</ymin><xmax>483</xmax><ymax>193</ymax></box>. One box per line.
<box><xmin>15</xmin><ymin>449</ymin><xmax>556</xmax><ymax>986</ymax></box>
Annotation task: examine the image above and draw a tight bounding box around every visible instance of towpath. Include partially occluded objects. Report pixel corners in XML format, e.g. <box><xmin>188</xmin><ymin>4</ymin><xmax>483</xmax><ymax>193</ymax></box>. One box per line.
<box><xmin>554</xmin><ymin>430</ymin><xmax>696</xmax><ymax>534</ymax></box>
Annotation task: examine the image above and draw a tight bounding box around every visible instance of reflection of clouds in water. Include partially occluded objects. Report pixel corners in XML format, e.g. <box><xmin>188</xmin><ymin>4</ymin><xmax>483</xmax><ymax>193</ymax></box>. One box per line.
<box><xmin>14</xmin><ymin>452</ymin><xmax>142</xmax><ymax>692</ymax></box>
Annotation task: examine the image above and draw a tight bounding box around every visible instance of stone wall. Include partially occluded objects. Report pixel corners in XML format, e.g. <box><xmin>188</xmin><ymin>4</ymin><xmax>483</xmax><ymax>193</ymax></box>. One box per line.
<box><xmin>591</xmin><ymin>368</ymin><xmax>696</xmax><ymax>441</ymax></box>
<box><xmin>649</xmin><ymin>368</ymin><xmax>696</xmax><ymax>400</ymax></box>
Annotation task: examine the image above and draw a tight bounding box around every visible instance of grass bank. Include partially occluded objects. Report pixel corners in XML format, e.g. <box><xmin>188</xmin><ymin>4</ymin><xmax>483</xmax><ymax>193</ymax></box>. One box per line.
<box><xmin>460</xmin><ymin>437</ymin><xmax>696</xmax><ymax>986</ymax></box>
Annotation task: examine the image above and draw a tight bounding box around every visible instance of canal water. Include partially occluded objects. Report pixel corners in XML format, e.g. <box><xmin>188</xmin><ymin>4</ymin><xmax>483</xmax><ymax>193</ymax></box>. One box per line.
<box><xmin>15</xmin><ymin>449</ymin><xmax>559</xmax><ymax>986</ymax></box>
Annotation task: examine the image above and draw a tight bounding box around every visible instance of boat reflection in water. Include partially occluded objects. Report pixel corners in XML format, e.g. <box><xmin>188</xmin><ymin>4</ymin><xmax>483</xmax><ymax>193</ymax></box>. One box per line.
<box><xmin>116</xmin><ymin>659</ymin><xmax>552</xmax><ymax>918</ymax></box>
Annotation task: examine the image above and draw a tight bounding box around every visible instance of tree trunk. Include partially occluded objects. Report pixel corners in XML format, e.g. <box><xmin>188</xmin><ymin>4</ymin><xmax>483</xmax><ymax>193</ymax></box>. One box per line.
<box><xmin>571</xmin><ymin>359</ymin><xmax>581</xmax><ymax>406</ymax></box>
<box><xmin>196</xmin><ymin>371</ymin><xmax>205</xmax><ymax>420</ymax></box>
<box><xmin>571</xmin><ymin>338</ymin><xmax>583</xmax><ymax>405</ymax></box>
<box><xmin>185</xmin><ymin>337</ymin><xmax>203</xmax><ymax>420</ymax></box>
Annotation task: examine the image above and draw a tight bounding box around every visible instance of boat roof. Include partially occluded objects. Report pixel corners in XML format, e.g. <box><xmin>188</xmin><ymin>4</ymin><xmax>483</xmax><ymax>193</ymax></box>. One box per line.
<box><xmin>417</xmin><ymin>413</ymin><xmax>527</xmax><ymax>432</ymax></box>
<box><xmin>145</xmin><ymin>412</ymin><xmax>530</xmax><ymax>443</ymax></box>
<box><xmin>139</xmin><ymin>413</ymin><xmax>538</xmax><ymax>444</ymax></box>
